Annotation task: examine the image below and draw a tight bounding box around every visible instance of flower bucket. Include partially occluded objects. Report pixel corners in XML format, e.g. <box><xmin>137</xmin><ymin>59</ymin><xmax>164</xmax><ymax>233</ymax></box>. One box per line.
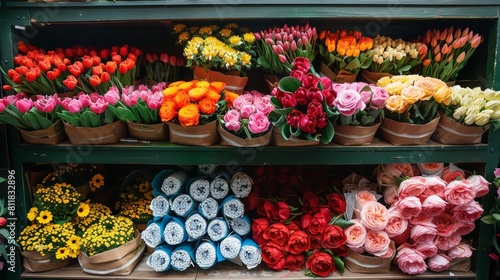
<box><xmin>432</xmin><ymin>112</ymin><xmax>489</xmax><ymax>145</ymax></box>
<box><xmin>379</xmin><ymin>115</ymin><xmax>440</xmax><ymax>145</ymax></box>
<box><xmin>63</xmin><ymin>121</ymin><xmax>126</xmax><ymax>145</ymax></box>
<box><xmin>18</xmin><ymin>119</ymin><xmax>67</xmax><ymax>145</ymax></box>
<box><xmin>343</xmin><ymin>241</ymin><xmax>395</xmax><ymax>273</ymax></box>
<box><xmin>193</xmin><ymin>66</ymin><xmax>248</xmax><ymax>94</ymax></box>
<box><xmin>127</xmin><ymin>121</ymin><xmax>168</xmax><ymax>141</ymax></box>
<box><xmin>218</xmin><ymin>122</ymin><xmax>272</xmax><ymax>147</ymax></box>
<box><xmin>167</xmin><ymin>121</ymin><xmax>218</xmax><ymax>146</ymax></box>
<box><xmin>449</xmin><ymin>257</ymin><xmax>471</xmax><ymax>272</ymax></box>
<box><xmin>78</xmin><ymin>229</ymin><xmax>144</xmax><ymax>276</ymax></box>
<box><xmin>360</xmin><ymin>69</ymin><xmax>392</xmax><ymax>84</ymax></box>
<box><xmin>320</xmin><ymin>63</ymin><xmax>357</xmax><ymax>83</ymax></box>
<box><xmin>333</xmin><ymin>123</ymin><xmax>380</xmax><ymax>146</ymax></box>
<box><xmin>21</xmin><ymin>250</ymin><xmax>72</xmax><ymax>272</ymax></box>
<box><xmin>271</xmin><ymin>127</ymin><xmax>320</xmax><ymax>147</ymax></box>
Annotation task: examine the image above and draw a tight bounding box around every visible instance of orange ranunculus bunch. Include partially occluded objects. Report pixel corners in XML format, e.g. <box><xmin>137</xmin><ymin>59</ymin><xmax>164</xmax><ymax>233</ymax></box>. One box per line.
<box><xmin>159</xmin><ymin>80</ymin><xmax>236</xmax><ymax>127</ymax></box>
<box><xmin>319</xmin><ymin>30</ymin><xmax>373</xmax><ymax>75</ymax></box>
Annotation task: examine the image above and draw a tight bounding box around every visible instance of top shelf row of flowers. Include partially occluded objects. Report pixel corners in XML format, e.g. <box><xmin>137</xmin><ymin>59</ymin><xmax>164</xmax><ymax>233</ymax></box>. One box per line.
<box><xmin>1</xmin><ymin>23</ymin><xmax>482</xmax><ymax>98</ymax></box>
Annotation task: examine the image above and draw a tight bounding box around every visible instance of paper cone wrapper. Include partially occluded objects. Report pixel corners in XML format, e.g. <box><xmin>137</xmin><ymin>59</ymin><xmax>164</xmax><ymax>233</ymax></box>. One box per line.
<box><xmin>18</xmin><ymin>119</ymin><xmax>67</xmax><ymax>145</ymax></box>
<box><xmin>432</xmin><ymin>112</ymin><xmax>489</xmax><ymax>145</ymax></box>
<box><xmin>168</xmin><ymin>121</ymin><xmax>218</xmax><ymax>146</ymax></box>
<box><xmin>79</xmin><ymin>242</ymin><xmax>145</xmax><ymax>276</ymax></box>
<box><xmin>21</xmin><ymin>250</ymin><xmax>72</xmax><ymax>272</ymax></box>
<box><xmin>64</xmin><ymin>120</ymin><xmax>126</xmax><ymax>145</ymax></box>
<box><xmin>344</xmin><ymin>241</ymin><xmax>395</xmax><ymax>273</ymax></box>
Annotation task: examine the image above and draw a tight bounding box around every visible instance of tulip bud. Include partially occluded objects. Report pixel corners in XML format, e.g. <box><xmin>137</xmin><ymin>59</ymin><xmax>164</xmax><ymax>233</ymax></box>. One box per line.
<box><xmin>470</xmin><ymin>34</ymin><xmax>481</xmax><ymax>48</ymax></box>
<box><xmin>452</xmin><ymin>38</ymin><xmax>461</xmax><ymax>49</ymax></box>
<box><xmin>453</xmin><ymin>106</ymin><xmax>467</xmax><ymax>119</ymax></box>
<box><xmin>265</xmin><ymin>38</ymin><xmax>274</xmax><ymax>45</ymax></box>
<box><xmin>435</xmin><ymin>52</ymin><xmax>442</xmax><ymax>62</ymax></box>
<box><xmin>464</xmin><ymin>114</ymin><xmax>476</xmax><ymax>125</ymax></box>
<box><xmin>302</xmin><ymin>35</ymin><xmax>308</xmax><ymax>46</ymax></box>
<box><xmin>462</xmin><ymin>27</ymin><xmax>469</xmax><ymax>38</ymax></box>
<box><xmin>454</xmin><ymin>28</ymin><xmax>462</xmax><ymax>40</ymax></box>
<box><xmin>439</xmin><ymin>29</ymin><xmax>447</xmax><ymax>41</ymax></box>
<box><xmin>431</xmin><ymin>37</ymin><xmax>438</xmax><ymax>47</ymax></box>
<box><xmin>433</xmin><ymin>45</ymin><xmax>440</xmax><ymax>55</ymax></box>
<box><xmin>456</xmin><ymin>52</ymin><xmax>466</xmax><ymax>64</ymax></box>
<box><xmin>279</xmin><ymin>54</ymin><xmax>287</xmax><ymax>63</ymax></box>
<box><xmin>424</xmin><ymin>30</ymin><xmax>431</xmax><ymax>44</ymax></box>
<box><xmin>491</xmin><ymin>110</ymin><xmax>500</xmax><ymax>120</ymax></box>
<box><xmin>291</xmin><ymin>40</ymin><xmax>297</xmax><ymax>51</ymax></box>
<box><xmin>468</xmin><ymin>31</ymin><xmax>474</xmax><ymax>41</ymax></box>
<box><xmin>446</xmin><ymin>32</ymin><xmax>454</xmax><ymax>44</ymax></box>
<box><xmin>459</xmin><ymin>36</ymin><xmax>468</xmax><ymax>48</ymax></box>
<box><xmin>423</xmin><ymin>59</ymin><xmax>431</xmax><ymax>67</ymax></box>
<box><xmin>475</xmin><ymin>112</ymin><xmax>491</xmax><ymax>126</ymax></box>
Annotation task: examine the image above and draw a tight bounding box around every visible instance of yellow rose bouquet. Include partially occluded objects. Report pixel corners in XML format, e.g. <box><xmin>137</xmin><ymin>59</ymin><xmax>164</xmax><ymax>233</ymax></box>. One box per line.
<box><xmin>377</xmin><ymin>75</ymin><xmax>452</xmax><ymax>124</ymax></box>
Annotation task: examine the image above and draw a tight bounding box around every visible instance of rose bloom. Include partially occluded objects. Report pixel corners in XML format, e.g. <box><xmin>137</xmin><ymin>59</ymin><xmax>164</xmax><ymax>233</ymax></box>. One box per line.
<box><xmin>333</xmin><ymin>88</ymin><xmax>366</xmax><ymax>116</ymax></box>
<box><xmin>422</xmin><ymin>194</ymin><xmax>447</xmax><ymax>216</ymax></box>
<box><xmin>261</xmin><ymin>242</ymin><xmax>286</xmax><ymax>270</ymax></box>
<box><xmin>178</xmin><ymin>103</ymin><xmax>200</xmax><ymax>126</ymax></box>
<box><xmin>395</xmin><ymin>245</ymin><xmax>428</xmax><ymax>275</ymax></box>
<box><xmin>415</xmin><ymin>241</ymin><xmax>438</xmax><ymax>258</ymax></box>
<box><xmin>447</xmin><ymin>243</ymin><xmax>474</xmax><ymax>260</ymax></box>
<box><xmin>395</xmin><ymin>196</ymin><xmax>422</xmax><ymax>219</ymax></box>
<box><xmin>364</xmin><ymin>230</ymin><xmax>391</xmax><ymax>256</ymax></box>
<box><xmin>444</xmin><ymin>179</ymin><xmax>476</xmax><ymax>206</ymax></box>
<box><xmin>433</xmin><ymin>212</ymin><xmax>458</xmax><ymax>237</ymax></box>
<box><xmin>427</xmin><ymin>253</ymin><xmax>451</xmax><ymax>272</ymax></box>
<box><xmin>383</xmin><ymin>185</ymin><xmax>399</xmax><ymax>205</ymax></box>
<box><xmin>414</xmin><ymin>77</ymin><xmax>448</xmax><ymax>101</ymax></box>
<box><xmin>385</xmin><ymin>207</ymin><xmax>409</xmax><ymax>238</ymax></box>
<box><xmin>344</xmin><ymin>219</ymin><xmax>367</xmax><ymax>251</ymax></box>
<box><xmin>377</xmin><ymin>171</ymin><xmax>395</xmax><ymax>187</ymax></box>
<box><xmin>360</xmin><ymin>201</ymin><xmax>389</xmax><ymax>231</ymax></box>
<box><xmin>301</xmin><ymin>212</ymin><xmax>329</xmax><ymax>236</ymax></box>
<box><xmin>284</xmin><ymin>230</ymin><xmax>310</xmax><ymax>254</ymax></box>
<box><xmin>284</xmin><ymin>254</ymin><xmax>305</xmax><ymax>271</ymax></box>
<box><xmin>418</xmin><ymin>163</ymin><xmax>444</xmax><ymax>176</ymax></box>
<box><xmin>383</xmin><ymin>163</ymin><xmax>414</xmax><ymax>177</ymax></box>
<box><xmin>302</xmin><ymin>192</ymin><xmax>320</xmax><ymax>214</ymax></box>
<box><xmin>410</xmin><ymin>224</ymin><xmax>438</xmax><ymax>243</ymax></box>
<box><xmin>287</xmin><ymin>220</ymin><xmax>301</xmax><ymax>234</ymax></box>
<box><xmin>422</xmin><ymin>176</ymin><xmax>447</xmax><ymax>198</ymax></box>
<box><xmin>467</xmin><ymin>175</ymin><xmax>490</xmax><ymax>197</ymax></box>
<box><xmin>305</xmin><ymin>250</ymin><xmax>335</xmax><ymax>277</ymax></box>
<box><xmin>272</xmin><ymin>201</ymin><xmax>291</xmax><ymax>222</ymax></box>
<box><xmin>435</xmin><ymin>234</ymin><xmax>462</xmax><ymax>251</ymax></box>
<box><xmin>409</xmin><ymin>211</ymin><xmax>433</xmax><ymax>226</ymax></box>
<box><xmin>398</xmin><ymin>176</ymin><xmax>426</xmax><ymax>199</ymax></box>
<box><xmin>326</xmin><ymin>193</ymin><xmax>346</xmax><ymax>215</ymax></box>
<box><xmin>385</xmin><ymin>95</ymin><xmax>409</xmax><ymax>114</ymax></box>
<box><xmin>248</xmin><ymin>112</ymin><xmax>270</xmax><ymax>134</ymax></box>
<box><xmin>401</xmin><ymin>85</ymin><xmax>425</xmax><ymax>105</ymax></box>
<box><xmin>321</xmin><ymin>224</ymin><xmax>347</xmax><ymax>249</ymax></box>
<box><xmin>442</xmin><ymin>165</ymin><xmax>466</xmax><ymax>183</ymax></box>
<box><xmin>452</xmin><ymin>200</ymin><xmax>484</xmax><ymax>223</ymax></box>
<box><xmin>263</xmin><ymin>223</ymin><xmax>290</xmax><ymax>246</ymax></box>
<box><xmin>454</xmin><ymin>221</ymin><xmax>475</xmax><ymax>236</ymax></box>
<box><xmin>252</xmin><ymin>218</ymin><xmax>269</xmax><ymax>245</ymax></box>
<box><xmin>355</xmin><ymin>190</ymin><xmax>377</xmax><ymax>211</ymax></box>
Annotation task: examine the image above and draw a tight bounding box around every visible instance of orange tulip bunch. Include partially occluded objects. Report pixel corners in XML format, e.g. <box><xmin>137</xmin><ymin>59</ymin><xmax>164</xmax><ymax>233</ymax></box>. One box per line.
<box><xmin>420</xmin><ymin>26</ymin><xmax>482</xmax><ymax>82</ymax></box>
<box><xmin>159</xmin><ymin>80</ymin><xmax>238</xmax><ymax>127</ymax></box>
<box><xmin>319</xmin><ymin>29</ymin><xmax>374</xmax><ymax>75</ymax></box>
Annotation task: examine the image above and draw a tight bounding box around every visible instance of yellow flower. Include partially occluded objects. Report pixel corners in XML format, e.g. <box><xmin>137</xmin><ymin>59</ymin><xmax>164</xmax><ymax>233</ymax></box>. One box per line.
<box><xmin>27</xmin><ymin>207</ymin><xmax>38</xmax><ymax>221</ymax></box>
<box><xmin>55</xmin><ymin>247</ymin><xmax>69</xmax><ymax>260</ymax></box>
<box><xmin>198</xmin><ymin>26</ymin><xmax>213</xmax><ymax>35</ymax></box>
<box><xmin>90</xmin><ymin>174</ymin><xmax>105</xmax><ymax>190</ymax></box>
<box><xmin>36</xmin><ymin>210</ymin><xmax>53</xmax><ymax>224</ymax></box>
<box><xmin>219</xmin><ymin>28</ymin><xmax>232</xmax><ymax>38</ymax></box>
<box><xmin>77</xmin><ymin>203</ymin><xmax>90</xmax><ymax>218</ymax></box>
<box><xmin>173</xmin><ymin>23</ymin><xmax>186</xmax><ymax>33</ymax></box>
<box><xmin>243</xmin><ymin>32</ymin><xmax>256</xmax><ymax>43</ymax></box>
<box><xmin>66</xmin><ymin>235</ymin><xmax>81</xmax><ymax>251</ymax></box>
<box><xmin>229</xmin><ymin>35</ymin><xmax>242</xmax><ymax>46</ymax></box>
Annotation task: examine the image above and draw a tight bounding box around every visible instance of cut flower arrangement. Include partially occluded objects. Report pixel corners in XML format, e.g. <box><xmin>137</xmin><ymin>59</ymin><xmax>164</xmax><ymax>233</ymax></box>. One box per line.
<box><xmin>0</xmin><ymin>93</ymin><xmax>62</xmax><ymax>130</ymax></box>
<box><xmin>57</xmin><ymin>92</ymin><xmax>118</xmax><ymax>127</ymax></box>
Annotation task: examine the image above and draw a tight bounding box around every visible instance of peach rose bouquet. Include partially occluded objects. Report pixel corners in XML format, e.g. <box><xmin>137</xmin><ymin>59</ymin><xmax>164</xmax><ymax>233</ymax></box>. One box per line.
<box><xmin>377</xmin><ymin>75</ymin><xmax>452</xmax><ymax>124</ymax></box>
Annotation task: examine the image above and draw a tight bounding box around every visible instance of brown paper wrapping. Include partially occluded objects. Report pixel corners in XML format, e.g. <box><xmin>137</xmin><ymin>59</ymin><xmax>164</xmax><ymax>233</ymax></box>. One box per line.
<box><xmin>264</xmin><ymin>74</ymin><xmax>280</xmax><ymax>93</ymax></box>
<box><xmin>448</xmin><ymin>257</ymin><xmax>471</xmax><ymax>272</ymax></box>
<box><xmin>320</xmin><ymin>63</ymin><xmax>357</xmax><ymax>83</ymax></box>
<box><xmin>79</xmin><ymin>229</ymin><xmax>141</xmax><ymax>264</ymax></box>
<box><xmin>21</xmin><ymin>250</ymin><xmax>72</xmax><ymax>272</ymax></box>
<box><xmin>271</xmin><ymin>127</ymin><xmax>320</xmax><ymax>147</ymax></box>
<box><xmin>18</xmin><ymin>119</ymin><xmax>67</xmax><ymax>145</ymax></box>
<box><xmin>168</xmin><ymin>121</ymin><xmax>219</xmax><ymax>146</ymax></box>
<box><xmin>360</xmin><ymin>69</ymin><xmax>393</xmax><ymax>84</ymax></box>
<box><xmin>63</xmin><ymin>120</ymin><xmax>126</xmax><ymax>145</ymax></box>
<box><xmin>218</xmin><ymin>122</ymin><xmax>272</xmax><ymax>147</ymax></box>
<box><xmin>127</xmin><ymin>121</ymin><xmax>168</xmax><ymax>141</ymax></box>
<box><xmin>379</xmin><ymin>115</ymin><xmax>440</xmax><ymax>145</ymax></box>
<box><xmin>333</xmin><ymin>123</ymin><xmax>380</xmax><ymax>146</ymax></box>
<box><xmin>193</xmin><ymin>66</ymin><xmax>248</xmax><ymax>94</ymax></box>
<box><xmin>432</xmin><ymin>112</ymin><xmax>489</xmax><ymax>145</ymax></box>
<box><xmin>344</xmin><ymin>241</ymin><xmax>395</xmax><ymax>273</ymax></box>
<box><xmin>79</xmin><ymin>242</ymin><xmax>145</xmax><ymax>276</ymax></box>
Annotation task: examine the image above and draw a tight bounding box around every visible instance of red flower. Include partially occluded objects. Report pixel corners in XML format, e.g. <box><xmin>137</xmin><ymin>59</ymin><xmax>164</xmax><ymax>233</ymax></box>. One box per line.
<box><xmin>273</xmin><ymin>201</ymin><xmax>291</xmax><ymax>222</ymax></box>
<box><xmin>284</xmin><ymin>230</ymin><xmax>310</xmax><ymax>254</ymax></box>
<box><xmin>293</xmin><ymin>87</ymin><xmax>309</xmax><ymax>105</ymax></box>
<box><xmin>286</xmin><ymin>109</ymin><xmax>303</xmax><ymax>129</ymax></box>
<box><xmin>100</xmin><ymin>72</ymin><xmax>110</xmax><ymax>83</ymax></box>
<box><xmin>305</xmin><ymin>250</ymin><xmax>336</xmax><ymax>277</ymax></box>
<box><xmin>302</xmin><ymin>192</ymin><xmax>320</xmax><ymax>214</ymax></box>
<box><xmin>118</xmin><ymin>61</ymin><xmax>129</xmax><ymax>74</ymax></box>
<box><xmin>251</xmin><ymin>218</ymin><xmax>269</xmax><ymax>245</ymax></box>
<box><xmin>306</xmin><ymin>99</ymin><xmax>323</xmax><ymax>116</ymax></box>
<box><xmin>244</xmin><ymin>191</ymin><xmax>260</xmax><ymax>211</ymax></box>
<box><xmin>326</xmin><ymin>193</ymin><xmax>346</xmax><ymax>215</ymax></box>
<box><xmin>321</xmin><ymin>224</ymin><xmax>347</xmax><ymax>249</ymax></box>
<box><xmin>291</xmin><ymin>57</ymin><xmax>311</xmax><ymax>73</ymax></box>
<box><xmin>261</xmin><ymin>242</ymin><xmax>286</xmax><ymax>270</ymax></box>
<box><xmin>284</xmin><ymin>254</ymin><xmax>305</xmax><ymax>271</ymax></box>
<box><xmin>0</xmin><ymin>217</ymin><xmax>6</xmax><ymax>227</ymax></box>
<box><xmin>263</xmin><ymin>223</ymin><xmax>290</xmax><ymax>245</ymax></box>
<box><xmin>279</xmin><ymin>92</ymin><xmax>297</xmax><ymax>108</ymax></box>
<box><xmin>25</xmin><ymin>68</ymin><xmax>37</xmax><ymax>82</ymax></box>
<box><xmin>89</xmin><ymin>75</ymin><xmax>101</xmax><ymax>87</ymax></box>
<box><xmin>332</xmin><ymin>244</ymin><xmax>348</xmax><ymax>257</ymax></box>
<box><xmin>63</xmin><ymin>75</ymin><xmax>78</xmax><ymax>90</ymax></box>
<box><xmin>301</xmin><ymin>73</ymin><xmax>320</xmax><ymax>88</ymax></box>
<box><xmin>299</xmin><ymin>114</ymin><xmax>317</xmax><ymax>133</ymax></box>
<box><xmin>257</xmin><ymin>199</ymin><xmax>274</xmax><ymax>220</ymax></box>
<box><xmin>105</xmin><ymin>61</ymin><xmax>117</xmax><ymax>74</ymax></box>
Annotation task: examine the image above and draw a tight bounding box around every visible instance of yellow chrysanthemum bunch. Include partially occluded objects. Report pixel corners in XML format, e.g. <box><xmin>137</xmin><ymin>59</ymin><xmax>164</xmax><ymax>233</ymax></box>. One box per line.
<box><xmin>74</xmin><ymin>203</ymin><xmax>112</xmax><ymax>233</ymax></box>
<box><xmin>119</xmin><ymin>197</ymin><xmax>153</xmax><ymax>224</ymax></box>
<box><xmin>80</xmin><ymin>215</ymin><xmax>135</xmax><ymax>257</ymax></box>
<box><xmin>31</xmin><ymin>183</ymin><xmax>87</xmax><ymax>224</ymax></box>
<box><xmin>18</xmin><ymin>221</ymin><xmax>80</xmax><ymax>261</ymax></box>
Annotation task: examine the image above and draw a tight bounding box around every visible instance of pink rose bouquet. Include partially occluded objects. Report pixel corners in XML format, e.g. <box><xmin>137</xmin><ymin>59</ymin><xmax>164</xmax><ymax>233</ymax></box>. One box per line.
<box><xmin>270</xmin><ymin>57</ymin><xmax>339</xmax><ymax>144</ymax></box>
<box><xmin>0</xmin><ymin>93</ymin><xmax>62</xmax><ymax>130</ymax></box>
<box><xmin>219</xmin><ymin>90</ymin><xmax>274</xmax><ymax>139</ymax></box>
<box><xmin>331</xmin><ymin>82</ymin><xmax>389</xmax><ymax>126</ymax></box>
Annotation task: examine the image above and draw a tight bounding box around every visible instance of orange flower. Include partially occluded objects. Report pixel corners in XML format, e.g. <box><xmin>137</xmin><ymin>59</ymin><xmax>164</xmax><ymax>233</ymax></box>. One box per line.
<box><xmin>179</xmin><ymin>81</ymin><xmax>196</xmax><ymax>91</ymax></box>
<box><xmin>198</xmin><ymin>97</ymin><xmax>216</xmax><ymax>115</ymax></box>
<box><xmin>169</xmin><ymin>80</ymin><xmax>185</xmax><ymax>87</ymax></box>
<box><xmin>209</xmin><ymin>81</ymin><xmax>226</xmax><ymax>92</ymax></box>
<box><xmin>159</xmin><ymin>99</ymin><xmax>177</xmax><ymax>122</ymax></box>
<box><xmin>178</xmin><ymin>104</ymin><xmax>200</xmax><ymax>126</ymax></box>
<box><xmin>224</xmin><ymin>90</ymin><xmax>239</xmax><ymax>108</ymax></box>
<box><xmin>163</xmin><ymin>86</ymin><xmax>179</xmax><ymax>99</ymax></box>
<box><xmin>195</xmin><ymin>80</ymin><xmax>210</xmax><ymax>88</ymax></box>
<box><xmin>188</xmin><ymin>87</ymin><xmax>208</xmax><ymax>102</ymax></box>
<box><xmin>174</xmin><ymin>91</ymin><xmax>191</xmax><ymax>109</ymax></box>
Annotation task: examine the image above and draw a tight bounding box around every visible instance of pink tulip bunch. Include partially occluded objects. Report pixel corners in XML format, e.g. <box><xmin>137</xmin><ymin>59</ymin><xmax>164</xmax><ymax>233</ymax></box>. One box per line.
<box><xmin>106</xmin><ymin>83</ymin><xmax>166</xmax><ymax>124</ymax></box>
<box><xmin>221</xmin><ymin>90</ymin><xmax>274</xmax><ymax>138</ymax></box>
<box><xmin>420</xmin><ymin>26</ymin><xmax>482</xmax><ymax>82</ymax></box>
<box><xmin>57</xmin><ymin>92</ymin><xmax>117</xmax><ymax>127</ymax></box>
<box><xmin>144</xmin><ymin>53</ymin><xmax>185</xmax><ymax>83</ymax></box>
<box><xmin>254</xmin><ymin>23</ymin><xmax>318</xmax><ymax>76</ymax></box>
<box><xmin>0</xmin><ymin>93</ymin><xmax>62</xmax><ymax>130</ymax></box>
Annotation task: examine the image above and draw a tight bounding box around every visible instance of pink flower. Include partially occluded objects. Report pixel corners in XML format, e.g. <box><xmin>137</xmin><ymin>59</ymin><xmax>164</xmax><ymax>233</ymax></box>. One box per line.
<box><xmin>395</xmin><ymin>196</ymin><xmax>422</xmax><ymax>219</ymax></box>
<box><xmin>414</xmin><ymin>241</ymin><xmax>438</xmax><ymax>258</ymax></box>
<box><xmin>78</xmin><ymin>93</ymin><xmax>91</xmax><ymax>108</ymax></box>
<box><xmin>286</xmin><ymin>110</ymin><xmax>302</xmax><ymax>128</ymax></box>
<box><xmin>418</xmin><ymin>163</ymin><xmax>444</xmax><ymax>176</ymax></box>
<box><xmin>467</xmin><ymin>175</ymin><xmax>490</xmax><ymax>197</ymax></box>
<box><xmin>452</xmin><ymin>200</ymin><xmax>484</xmax><ymax>223</ymax></box>
<box><xmin>442</xmin><ymin>165</ymin><xmax>466</xmax><ymax>183</ymax></box>
<box><xmin>444</xmin><ymin>179</ymin><xmax>476</xmax><ymax>205</ymax></box>
<box><xmin>410</xmin><ymin>224</ymin><xmax>438</xmax><ymax>243</ymax></box>
<box><xmin>370</xmin><ymin>86</ymin><xmax>390</xmax><ymax>110</ymax></box>
<box><xmin>104</xmin><ymin>86</ymin><xmax>120</xmax><ymax>105</ymax></box>
<box><xmin>355</xmin><ymin>190</ymin><xmax>377</xmax><ymax>211</ymax></box>
<box><xmin>422</xmin><ymin>176</ymin><xmax>447</xmax><ymax>198</ymax></box>
<box><xmin>147</xmin><ymin>91</ymin><xmax>164</xmax><ymax>110</ymax></box>
<box><xmin>248</xmin><ymin>112</ymin><xmax>270</xmax><ymax>134</ymax></box>
<box><xmin>344</xmin><ymin>219</ymin><xmax>366</xmax><ymax>251</ymax></box>
<box><xmin>233</xmin><ymin>94</ymin><xmax>251</xmax><ymax>111</ymax></box>
<box><xmin>447</xmin><ymin>243</ymin><xmax>474</xmax><ymax>260</ymax></box>
<box><xmin>319</xmin><ymin>77</ymin><xmax>332</xmax><ymax>90</ymax></box>
<box><xmin>427</xmin><ymin>253</ymin><xmax>451</xmax><ymax>272</ymax></box>
<box><xmin>383</xmin><ymin>185</ymin><xmax>399</xmax><ymax>205</ymax></box>
<box><xmin>410</xmin><ymin>212</ymin><xmax>433</xmax><ymax>226</ymax></box>
<box><xmin>435</xmin><ymin>234</ymin><xmax>462</xmax><ymax>251</ymax></box>
<box><xmin>89</xmin><ymin>97</ymin><xmax>108</xmax><ymax>114</ymax></box>
<box><xmin>383</xmin><ymin>163</ymin><xmax>414</xmax><ymax>177</ymax></box>
<box><xmin>122</xmin><ymin>90</ymin><xmax>139</xmax><ymax>107</ymax></box>
<box><xmin>454</xmin><ymin>221</ymin><xmax>475</xmax><ymax>235</ymax></box>
<box><xmin>224</xmin><ymin>110</ymin><xmax>241</xmax><ymax>132</ymax></box>
<box><xmin>253</xmin><ymin>95</ymin><xmax>274</xmax><ymax>116</ymax></box>
<box><xmin>152</xmin><ymin>82</ymin><xmax>167</xmax><ymax>93</ymax></box>
<box><xmin>422</xmin><ymin>195</ymin><xmax>447</xmax><ymax>216</ymax></box>
<box><xmin>360</xmin><ymin>201</ymin><xmax>388</xmax><ymax>231</ymax></box>
<box><xmin>433</xmin><ymin>212</ymin><xmax>458</xmax><ymax>237</ymax></box>
<box><xmin>398</xmin><ymin>176</ymin><xmax>426</xmax><ymax>199</ymax></box>
<box><xmin>67</xmin><ymin>99</ymin><xmax>82</xmax><ymax>114</ymax></box>
<box><xmin>333</xmin><ymin>88</ymin><xmax>366</xmax><ymax>116</ymax></box>
<box><xmin>34</xmin><ymin>95</ymin><xmax>57</xmax><ymax>113</ymax></box>
<box><xmin>0</xmin><ymin>100</ymin><xmax>5</xmax><ymax>113</ymax></box>
<box><xmin>494</xmin><ymin>168</ymin><xmax>500</xmax><ymax>178</ymax></box>
<box><xmin>299</xmin><ymin>114</ymin><xmax>316</xmax><ymax>133</ymax></box>
<box><xmin>395</xmin><ymin>245</ymin><xmax>427</xmax><ymax>275</ymax></box>
<box><xmin>385</xmin><ymin>207</ymin><xmax>409</xmax><ymax>238</ymax></box>
<box><xmin>15</xmin><ymin>98</ymin><xmax>33</xmax><ymax>113</ymax></box>
<box><xmin>364</xmin><ymin>230</ymin><xmax>391</xmax><ymax>256</ymax></box>
<box><xmin>240</xmin><ymin>104</ymin><xmax>256</xmax><ymax>119</ymax></box>
<box><xmin>300</xmin><ymin>73</ymin><xmax>320</xmax><ymax>88</ymax></box>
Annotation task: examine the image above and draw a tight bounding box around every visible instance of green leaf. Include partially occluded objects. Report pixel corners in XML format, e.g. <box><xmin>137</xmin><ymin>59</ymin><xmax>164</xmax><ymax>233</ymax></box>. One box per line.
<box><xmin>320</xmin><ymin>120</ymin><xmax>334</xmax><ymax>144</ymax></box>
<box><xmin>278</xmin><ymin>77</ymin><xmax>301</xmax><ymax>93</ymax></box>
<box><xmin>333</xmin><ymin>218</ymin><xmax>354</xmax><ymax>229</ymax></box>
<box><xmin>104</xmin><ymin>109</ymin><xmax>115</xmax><ymax>124</ymax></box>
<box><xmin>270</xmin><ymin>96</ymin><xmax>282</xmax><ymax>108</ymax></box>
<box><xmin>333</xmin><ymin>256</ymin><xmax>345</xmax><ymax>275</ymax></box>
<box><xmin>57</xmin><ymin>112</ymin><xmax>81</xmax><ymax>127</ymax></box>
<box><xmin>0</xmin><ymin>228</ymin><xmax>10</xmax><ymax>240</ymax></box>
<box><xmin>22</xmin><ymin>112</ymin><xmax>43</xmax><ymax>130</ymax></box>
<box><xmin>81</xmin><ymin>110</ymin><xmax>101</xmax><ymax>127</ymax></box>
<box><xmin>290</xmin><ymin>124</ymin><xmax>302</xmax><ymax>137</ymax></box>
<box><xmin>360</xmin><ymin>115</ymin><xmax>375</xmax><ymax>126</ymax></box>
<box><xmin>281</xmin><ymin>123</ymin><xmax>291</xmax><ymax>140</ymax></box>
<box><xmin>492</xmin><ymin>213</ymin><xmax>500</xmax><ymax>221</ymax></box>
<box><xmin>0</xmin><ymin>244</ymin><xmax>8</xmax><ymax>259</ymax></box>
<box><xmin>28</xmin><ymin>109</ymin><xmax>53</xmax><ymax>129</ymax></box>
